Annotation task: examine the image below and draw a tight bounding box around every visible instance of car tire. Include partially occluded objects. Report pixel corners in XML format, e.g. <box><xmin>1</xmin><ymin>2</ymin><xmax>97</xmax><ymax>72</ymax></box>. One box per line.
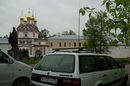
<box><xmin>97</xmin><ymin>84</ymin><xmax>104</xmax><ymax>86</ymax></box>
<box><xmin>121</xmin><ymin>75</ymin><xmax>128</xmax><ymax>86</ymax></box>
<box><xmin>12</xmin><ymin>78</ymin><xmax>30</xmax><ymax>86</ymax></box>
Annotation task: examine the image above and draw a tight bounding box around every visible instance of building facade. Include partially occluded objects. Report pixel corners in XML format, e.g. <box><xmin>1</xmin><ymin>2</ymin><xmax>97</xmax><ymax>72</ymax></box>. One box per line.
<box><xmin>48</xmin><ymin>35</ymin><xmax>86</xmax><ymax>49</ymax></box>
<box><xmin>17</xmin><ymin>13</ymin><xmax>48</xmax><ymax>57</ymax></box>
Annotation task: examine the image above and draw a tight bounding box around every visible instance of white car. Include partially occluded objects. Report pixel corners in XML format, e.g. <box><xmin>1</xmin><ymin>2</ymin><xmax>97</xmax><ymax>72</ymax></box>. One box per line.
<box><xmin>0</xmin><ymin>49</ymin><xmax>32</xmax><ymax>86</ymax></box>
<box><xmin>31</xmin><ymin>49</ymin><xmax>128</xmax><ymax>86</ymax></box>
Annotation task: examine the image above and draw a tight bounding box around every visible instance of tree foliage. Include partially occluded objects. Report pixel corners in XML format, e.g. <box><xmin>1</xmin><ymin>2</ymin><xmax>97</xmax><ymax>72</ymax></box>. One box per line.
<box><xmin>62</xmin><ymin>30</ymin><xmax>76</xmax><ymax>35</ymax></box>
<box><xmin>3</xmin><ymin>35</ymin><xmax>8</xmax><ymax>38</ymax></box>
<box><xmin>39</xmin><ymin>29</ymin><xmax>49</xmax><ymax>38</ymax></box>
<box><xmin>81</xmin><ymin>9</ymin><xmax>113</xmax><ymax>53</ymax></box>
<box><xmin>103</xmin><ymin>0</ymin><xmax>130</xmax><ymax>45</ymax></box>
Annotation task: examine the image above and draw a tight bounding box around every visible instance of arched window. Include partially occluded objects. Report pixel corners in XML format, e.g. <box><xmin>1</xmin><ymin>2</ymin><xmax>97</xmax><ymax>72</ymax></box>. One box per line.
<box><xmin>50</xmin><ymin>42</ymin><xmax>53</xmax><ymax>47</ymax></box>
<box><xmin>69</xmin><ymin>42</ymin><xmax>71</xmax><ymax>47</ymax></box>
<box><xmin>59</xmin><ymin>42</ymin><xmax>62</xmax><ymax>47</ymax></box>
<box><xmin>79</xmin><ymin>42</ymin><xmax>81</xmax><ymax>47</ymax></box>
<box><xmin>64</xmin><ymin>42</ymin><xmax>66</xmax><ymax>47</ymax></box>
<box><xmin>24</xmin><ymin>32</ymin><xmax>28</xmax><ymax>37</ymax></box>
<box><xmin>74</xmin><ymin>42</ymin><xmax>76</xmax><ymax>47</ymax></box>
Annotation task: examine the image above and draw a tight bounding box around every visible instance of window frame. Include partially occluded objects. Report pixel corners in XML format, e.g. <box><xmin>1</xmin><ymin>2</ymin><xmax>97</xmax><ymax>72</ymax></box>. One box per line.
<box><xmin>79</xmin><ymin>55</ymin><xmax>113</xmax><ymax>74</ymax></box>
<box><xmin>105</xmin><ymin>56</ymin><xmax>121</xmax><ymax>69</ymax></box>
<box><xmin>35</xmin><ymin>54</ymin><xmax>75</xmax><ymax>73</ymax></box>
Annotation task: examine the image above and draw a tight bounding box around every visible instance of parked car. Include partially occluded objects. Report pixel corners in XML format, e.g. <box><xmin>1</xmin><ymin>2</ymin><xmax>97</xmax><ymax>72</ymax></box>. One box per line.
<box><xmin>31</xmin><ymin>48</ymin><xmax>128</xmax><ymax>86</ymax></box>
<box><xmin>0</xmin><ymin>49</ymin><xmax>32</xmax><ymax>86</ymax></box>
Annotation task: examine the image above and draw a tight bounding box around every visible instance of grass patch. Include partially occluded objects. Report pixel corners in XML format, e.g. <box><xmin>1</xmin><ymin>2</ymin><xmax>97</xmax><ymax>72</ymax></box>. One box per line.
<box><xmin>22</xmin><ymin>58</ymin><xmax>41</xmax><ymax>64</ymax></box>
<box><xmin>114</xmin><ymin>58</ymin><xmax>130</xmax><ymax>65</ymax></box>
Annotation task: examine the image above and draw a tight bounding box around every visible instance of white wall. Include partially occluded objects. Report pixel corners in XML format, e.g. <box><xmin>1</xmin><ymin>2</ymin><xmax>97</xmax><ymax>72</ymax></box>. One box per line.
<box><xmin>18</xmin><ymin>32</ymin><xmax>38</xmax><ymax>38</ymax></box>
<box><xmin>34</xmin><ymin>33</ymin><xmax>38</xmax><ymax>38</ymax></box>
<box><xmin>18</xmin><ymin>32</ymin><xmax>23</xmax><ymax>38</ymax></box>
<box><xmin>108</xmin><ymin>46</ymin><xmax>130</xmax><ymax>58</ymax></box>
<box><xmin>28</xmin><ymin>32</ymin><xmax>33</xmax><ymax>38</ymax></box>
<box><xmin>0</xmin><ymin>44</ymin><xmax>11</xmax><ymax>53</ymax></box>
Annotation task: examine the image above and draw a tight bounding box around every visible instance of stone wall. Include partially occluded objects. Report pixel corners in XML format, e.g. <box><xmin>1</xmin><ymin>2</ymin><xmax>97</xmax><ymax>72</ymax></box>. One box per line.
<box><xmin>108</xmin><ymin>46</ymin><xmax>130</xmax><ymax>58</ymax></box>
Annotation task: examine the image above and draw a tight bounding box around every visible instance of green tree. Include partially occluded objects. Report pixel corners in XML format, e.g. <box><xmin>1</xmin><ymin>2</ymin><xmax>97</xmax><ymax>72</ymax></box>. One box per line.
<box><xmin>82</xmin><ymin>10</ymin><xmax>112</xmax><ymax>53</ymax></box>
<box><xmin>3</xmin><ymin>35</ymin><xmax>8</xmax><ymax>38</ymax></box>
<box><xmin>102</xmin><ymin>0</ymin><xmax>130</xmax><ymax>45</ymax></box>
<box><xmin>110</xmin><ymin>39</ymin><xmax>118</xmax><ymax>46</ymax></box>
<box><xmin>62</xmin><ymin>30</ymin><xmax>76</xmax><ymax>35</ymax></box>
<box><xmin>39</xmin><ymin>29</ymin><xmax>49</xmax><ymax>38</ymax></box>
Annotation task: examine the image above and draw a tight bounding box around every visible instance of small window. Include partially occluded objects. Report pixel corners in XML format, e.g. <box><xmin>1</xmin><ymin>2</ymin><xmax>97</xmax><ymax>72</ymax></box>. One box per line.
<box><xmin>59</xmin><ymin>42</ymin><xmax>62</xmax><ymax>47</ymax></box>
<box><xmin>30</xmin><ymin>47</ymin><xmax>32</xmax><ymax>55</ymax></box>
<box><xmin>69</xmin><ymin>42</ymin><xmax>71</xmax><ymax>47</ymax></box>
<box><xmin>25</xmin><ymin>33</ymin><xmax>27</xmax><ymax>37</ymax></box>
<box><xmin>19</xmin><ymin>40</ymin><xmax>22</xmax><ymax>44</ymax></box>
<box><xmin>64</xmin><ymin>42</ymin><xmax>66</xmax><ymax>47</ymax></box>
<box><xmin>50</xmin><ymin>42</ymin><xmax>53</xmax><ymax>47</ymax></box>
<box><xmin>74</xmin><ymin>42</ymin><xmax>76</xmax><ymax>47</ymax></box>
<box><xmin>23</xmin><ymin>40</ymin><xmax>25</xmax><ymax>44</ymax></box>
<box><xmin>79</xmin><ymin>42</ymin><xmax>81</xmax><ymax>47</ymax></box>
<box><xmin>27</xmin><ymin>40</ymin><xmax>31</xmax><ymax>44</ymax></box>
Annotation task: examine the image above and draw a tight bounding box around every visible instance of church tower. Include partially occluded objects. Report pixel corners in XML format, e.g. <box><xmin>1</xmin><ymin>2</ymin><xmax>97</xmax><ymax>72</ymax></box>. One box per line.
<box><xmin>17</xmin><ymin>11</ymin><xmax>39</xmax><ymax>39</ymax></box>
<box><xmin>16</xmin><ymin>10</ymin><xmax>48</xmax><ymax>57</ymax></box>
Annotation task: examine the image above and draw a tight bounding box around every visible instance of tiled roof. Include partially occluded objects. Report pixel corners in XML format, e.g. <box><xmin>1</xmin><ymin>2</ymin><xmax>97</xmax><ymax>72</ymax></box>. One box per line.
<box><xmin>0</xmin><ymin>38</ymin><xmax>9</xmax><ymax>44</ymax></box>
<box><xmin>48</xmin><ymin>35</ymin><xmax>85</xmax><ymax>40</ymax></box>
<box><xmin>17</xmin><ymin>24</ymin><xmax>39</xmax><ymax>33</ymax></box>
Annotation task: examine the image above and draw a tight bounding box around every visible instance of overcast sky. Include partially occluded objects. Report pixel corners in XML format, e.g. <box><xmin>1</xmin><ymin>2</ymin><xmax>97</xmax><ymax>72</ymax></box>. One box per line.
<box><xmin>0</xmin><ymin>0</ymin><xmax>105</xmax><ymax>37</ymax></box>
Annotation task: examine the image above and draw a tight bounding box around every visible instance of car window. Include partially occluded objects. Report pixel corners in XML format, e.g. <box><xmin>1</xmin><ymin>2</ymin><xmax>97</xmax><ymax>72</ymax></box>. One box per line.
<box><xmin>97</xmin><ymin>56</ymin><xmax>111</xmax><ymax>70</ymax></box>
<box><xmin>79</xmin><ymin>55</ymin><xmax>111</xmax><ymax>73</ymax></box>
<box><xmin>35</xmin><ymin>54</ymin><xmax>75</xmax><ymax>73</ymax></box>
<box><xmin>106</xmin><ymin>56</ymin><xmax>120</xmax><ymax>69</ymax></box>
<box><xmin>79</xmin><ymin>55</ymin><xmax>99</xmax><ymax>73</ymax></box>
<box><xmin>0</xmin><ymin>51</ymin><xmax>9</xmax><ymax>63</ymax></box>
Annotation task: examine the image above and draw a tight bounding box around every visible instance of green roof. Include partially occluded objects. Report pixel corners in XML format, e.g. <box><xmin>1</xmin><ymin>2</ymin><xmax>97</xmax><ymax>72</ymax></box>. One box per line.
<box><xmin>48</xmin><ymin>35</ymin><xmax>85</xmax><ymax>40</ymax></box>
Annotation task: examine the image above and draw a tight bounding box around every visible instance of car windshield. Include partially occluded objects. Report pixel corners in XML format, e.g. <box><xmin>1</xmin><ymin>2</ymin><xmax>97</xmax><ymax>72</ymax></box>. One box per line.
<box><xmin>34</xmin><ymin>54</ymin><xmax>75</xmax><ymax>73</ymax></box>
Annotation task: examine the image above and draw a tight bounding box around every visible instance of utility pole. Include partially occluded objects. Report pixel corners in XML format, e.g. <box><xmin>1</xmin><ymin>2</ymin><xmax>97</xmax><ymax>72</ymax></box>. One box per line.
<box><xmin>78</xmin><ymin>0</ymin><xmax>81</xmax><ymax>48</ymax></box>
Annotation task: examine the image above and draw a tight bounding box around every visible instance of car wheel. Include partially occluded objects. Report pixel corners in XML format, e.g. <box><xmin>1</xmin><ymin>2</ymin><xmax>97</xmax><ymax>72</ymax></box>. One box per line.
<box><xmin>121</xmin><ymin>75</ymin><xmax>128</xmax><ymax>86</ymax></box>
<box><xmin>97</xmin><ymin>84</ymin><xmax>104</xmax><ymax>86</ymax></box>
<box><xmin>13</xmin><ymin>78</ymin><xmax>30</xmax><ymax>86</ymax></box>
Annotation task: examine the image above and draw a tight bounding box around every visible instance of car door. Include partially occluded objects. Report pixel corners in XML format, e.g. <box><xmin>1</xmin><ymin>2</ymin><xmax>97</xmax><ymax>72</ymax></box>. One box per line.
<box><xmin>79</xmin><ymin>55</ymin><xmax>113</xmax><ymax>86</ymax></box>
<box><xmin>95</xmin><ymin>56</ymin><xmax>115</xmax><ymax>85</ymax></box>
<box><xmin>0</xmin><ymin>50</ymin><xmax>13</xmax><ymax>86</ymax></box>
<box><xmin>79</xmin><ymin>55</ymin><xmax>101</xmax><ymax>86</ymax></box>
<box><xmin>106</xmin><ymin>56</ymin><xmax>123</xmax><ymax>86</ymax></box>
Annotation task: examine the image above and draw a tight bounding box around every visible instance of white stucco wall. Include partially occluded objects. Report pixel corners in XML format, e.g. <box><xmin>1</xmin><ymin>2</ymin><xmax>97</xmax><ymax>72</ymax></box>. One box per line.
<box><xmin>0</xmin><ymin>44</ymin><xmax>11</xmax><ymax>53</ymax></box>
<box><xmin>28</xmin><ymin>32</ymin><xmax>33</xmax><ymax>38</ymax></box>
<box><xmin>35</xmin><ymin>33</ymin><xmax>38</xmax><ymax>38</ymax></box>
<box><xmin>108</xmin><ymin>46</ymin><xmax>130</xmax><ymax>58</ymax></box>
<box><xmin>18</xmin><ymin>32</ymin><xmax>23</xmax><ymax>38</ymax></box>
<box><xmin>18</xmin><ymin>32</ymin><xmax>38</xmax><ymax>38</ymax></box>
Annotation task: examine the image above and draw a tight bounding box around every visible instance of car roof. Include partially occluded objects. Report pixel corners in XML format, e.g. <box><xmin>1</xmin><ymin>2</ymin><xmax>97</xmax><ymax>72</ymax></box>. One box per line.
<box><xmin>48</xmin><ymin>52</ymin><xmax>110</xmax><ymax>57</ymax></box>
